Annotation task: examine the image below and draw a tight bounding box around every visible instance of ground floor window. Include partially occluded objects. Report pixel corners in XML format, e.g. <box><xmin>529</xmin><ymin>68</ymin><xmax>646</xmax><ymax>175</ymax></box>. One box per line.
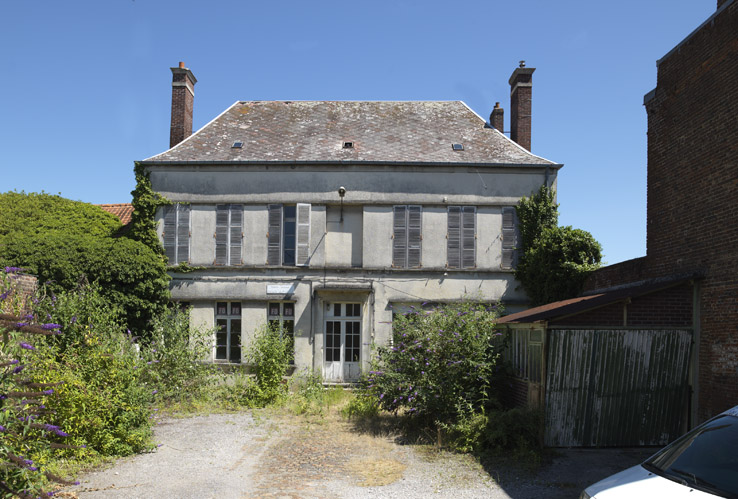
<box><xmin>268</xmin><ymin>302</ymin><xmax>295</xmax><ymax>363</ymax></box>
<box><xmin>215</xmin><ymin>301</ymin><xmax>241</xmax><ymax>363</ymax></box>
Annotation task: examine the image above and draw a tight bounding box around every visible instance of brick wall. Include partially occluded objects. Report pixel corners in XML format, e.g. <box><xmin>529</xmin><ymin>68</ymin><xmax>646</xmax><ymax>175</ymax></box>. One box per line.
<box><xmin>584</xmin><ymin>256</ymin><xmax>649</xmax><ymax>292</ymax></box>
<box><xmin>643</xmin><ymin>2</ymin><xmax>738</xmax><ymax>420</ymax></box>
<box><xmin>1</xmin><ymin>273</ymin><xmax>38</xmax><ymax>315</ymax></box>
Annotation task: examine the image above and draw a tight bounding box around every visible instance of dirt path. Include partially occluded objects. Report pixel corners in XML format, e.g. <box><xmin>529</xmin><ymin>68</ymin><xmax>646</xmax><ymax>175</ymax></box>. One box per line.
<box><xmin>63</xmin><ymin>411</ymin><xmax>653</xmax><ymax>499</ymax></box>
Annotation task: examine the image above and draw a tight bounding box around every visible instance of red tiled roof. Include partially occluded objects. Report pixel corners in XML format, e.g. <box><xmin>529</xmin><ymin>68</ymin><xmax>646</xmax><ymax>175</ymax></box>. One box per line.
<box><xmin>98</xmin><ymin>204</ymin><xmax>134</xmax><ymax>225</ymax></box>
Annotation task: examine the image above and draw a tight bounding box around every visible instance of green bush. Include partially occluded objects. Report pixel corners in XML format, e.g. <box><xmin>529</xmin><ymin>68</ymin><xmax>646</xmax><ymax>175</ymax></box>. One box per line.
<box><xmin>514</xmin><ymin>186</ymin><xmax>602</xmax><ymax>306</ymax></box>
<box><xmin>363</xmin><ymin>301</ymin><xmax>505</xmax><ymax>424</ymax></box>
<box><xmin>139</xmin><ymin>307</ymin><xmax>218</xmax><ymax>403</ymax></box>
<box><xmin>0</xmin><ymin>191</ymin><xmax>170</xmax><ymax>334</ymax></box>
<box><xmin>245</xmin><ymin>323</ymin><xmax>292</xmax><ymax>405</ymax></box>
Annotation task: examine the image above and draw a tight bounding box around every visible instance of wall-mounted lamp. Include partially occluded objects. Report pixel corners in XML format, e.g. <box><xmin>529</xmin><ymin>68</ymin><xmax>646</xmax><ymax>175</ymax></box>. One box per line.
<box><xmin>338</xmin><ymin>186</ymin><xmax>346</xmax><ymax>222</ymax></box>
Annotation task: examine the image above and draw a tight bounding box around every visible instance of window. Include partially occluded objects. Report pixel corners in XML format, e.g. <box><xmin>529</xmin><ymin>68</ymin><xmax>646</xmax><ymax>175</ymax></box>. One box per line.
<box><xmin>215</xmin><ymin>204</ymin><xmax>243</xmax><ymax>265</ymax></box>
<box><xmin>447</xmin><ymin>206</ymin><xmax>476</xmax><ymax>269</ymax></box>
<box><xmin>501</xmin><ymin>206</ymin><xmax>519</xmax><ymax>269</ymax></box>
<box><xmin>163</xmin><ymin>204</ymin><xmax>190</xmax><ymax>264</ymax></box>
<box><xmin>392</xmin><ymin>205</ymin><xmax>422</xmax><ymax>268</ymax></box>
<box><xmin>215</xmin><ymin>302</ymin><xmax>241</xmax><ymax>363</ymax></box>
<box><xmin>267</xmin><ymin>204</ymin><xmax>310</xmax><ymax>266</ymax></box>
<box><xmin>268</xmin><ymin>302</ymin><xmax>295</xmax><ymax>364</ymax></box>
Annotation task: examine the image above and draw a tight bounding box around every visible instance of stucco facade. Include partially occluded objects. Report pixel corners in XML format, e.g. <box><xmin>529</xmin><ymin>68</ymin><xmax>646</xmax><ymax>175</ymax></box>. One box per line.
<box><xmin>141</xmin><ymin>68</ymin><xmax>561</xmax><ymax>382</ymax></box>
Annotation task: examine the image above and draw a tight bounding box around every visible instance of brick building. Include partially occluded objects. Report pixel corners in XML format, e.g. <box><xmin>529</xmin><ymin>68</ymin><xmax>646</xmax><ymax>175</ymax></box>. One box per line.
<box><xmin>587</xmin><ymin>0</ymin><xmax>737</xmax><ymax>422</ymax></box>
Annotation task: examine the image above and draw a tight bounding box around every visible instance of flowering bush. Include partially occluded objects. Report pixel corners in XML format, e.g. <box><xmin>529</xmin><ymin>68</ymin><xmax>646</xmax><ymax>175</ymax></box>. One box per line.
<box><xmin>1</xmin><ymin>268</ymin><xmax>78</xmax><ymax>497</ymax></box>
<box><xmin>245</xmin><ymin>323</ymin><xmax>293</xmax><ymax>405</ymax></box>
<box><xmin>364</xmin><ymin>301</ymin><xmax>505</xmax><ymax>424</ymax></box>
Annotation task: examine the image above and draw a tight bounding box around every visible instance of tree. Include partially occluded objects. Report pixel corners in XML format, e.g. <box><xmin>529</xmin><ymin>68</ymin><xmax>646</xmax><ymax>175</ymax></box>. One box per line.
<box><xmin>0</xmin><ymin>192</ymin><xmax>170</xmax><ymax>334</ymax></box>
<box><xmin>514</xmin><ymin>186</ymin><xmax>602</xmax><ymax>306</ymax></box>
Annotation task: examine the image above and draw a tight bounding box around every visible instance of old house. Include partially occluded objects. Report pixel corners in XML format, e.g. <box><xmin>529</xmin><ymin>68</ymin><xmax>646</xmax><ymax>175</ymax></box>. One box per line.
<box><xmin>137</xmin><ymin>62</ymin><xmax>561</xmax><ymax>382</ymax></box>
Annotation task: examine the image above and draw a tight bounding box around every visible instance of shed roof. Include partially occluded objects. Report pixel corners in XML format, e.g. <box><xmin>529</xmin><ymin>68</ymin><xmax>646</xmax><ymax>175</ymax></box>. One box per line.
<box><xmin>143</xmin><ymin>101</ymin><xmax>559</xmax><ymax>167</ymax></box>
<box><xmin>497</xmin><ymin>277</ymin><xmax>695</xmax><ymax>324</ymax></box>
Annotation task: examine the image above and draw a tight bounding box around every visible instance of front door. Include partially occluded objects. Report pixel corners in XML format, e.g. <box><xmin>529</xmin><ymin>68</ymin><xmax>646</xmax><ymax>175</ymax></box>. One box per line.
<box><xmin>324</xmin><ymin>303</ymin><xmax>361</xmax><ymax>382</ymax></box>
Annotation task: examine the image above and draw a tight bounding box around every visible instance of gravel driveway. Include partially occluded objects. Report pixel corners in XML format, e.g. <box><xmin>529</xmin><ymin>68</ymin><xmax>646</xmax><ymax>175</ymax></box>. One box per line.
<box><xmin>64</xmin><ymin>412</ymin><xmax>653</xmax><ymax>499</ymax></box>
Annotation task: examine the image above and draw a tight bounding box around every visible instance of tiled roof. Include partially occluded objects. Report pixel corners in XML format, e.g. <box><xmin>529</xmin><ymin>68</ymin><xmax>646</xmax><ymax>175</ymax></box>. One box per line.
<box><xmin>98</xmin><ymin>204</ymin><xmax>134</xmax><ymax>225</ymax></box>
<box><xmin>143</xmin><ymin>101</ymin><xmax>559</xmax><ymax>166</ymax></box>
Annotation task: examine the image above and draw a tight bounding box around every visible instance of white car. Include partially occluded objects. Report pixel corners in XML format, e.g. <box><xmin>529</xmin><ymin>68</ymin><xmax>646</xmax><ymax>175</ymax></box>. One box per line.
<box><xmin>581</xmin><ymin>406</ymin><xmax>738</xmax><ymax>499</ymax></box>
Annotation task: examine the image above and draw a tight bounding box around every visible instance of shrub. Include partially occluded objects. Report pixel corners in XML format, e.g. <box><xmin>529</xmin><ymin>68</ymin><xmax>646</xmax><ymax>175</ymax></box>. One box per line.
<box><xmin>245</xmin><ymin>323</ymin><xmax>292</xmax><ymax>405</ymax></box>
<box><xmin>139</xmin><ymin>307</ymin><xmax>217</xmax><ymax>403</ymax></box>
<box><xmin>363</xmin><ymin>301</ymin><xmax>505</xmax><ymax>424</ymax></box>
<box><xmin>0</xmin><ymin>191</ymin><xmax>170</xmax><ymax>334</ymax></box>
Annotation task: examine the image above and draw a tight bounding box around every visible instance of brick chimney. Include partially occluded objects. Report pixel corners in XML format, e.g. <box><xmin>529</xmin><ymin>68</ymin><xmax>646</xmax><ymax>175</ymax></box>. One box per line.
<box><xmin>509</xmin><ymin>61</ymin><xmax>535</xmax><ymax>151</ymax></box>
<box><xmin>489</xmin><ymin>102</ymin><xmax>504</xmax><ymax>133</ymax></box>
<box><xmin>170</xmin><ymin>62</ymin><xmax>197</xmax><ymax>148</ymax></box>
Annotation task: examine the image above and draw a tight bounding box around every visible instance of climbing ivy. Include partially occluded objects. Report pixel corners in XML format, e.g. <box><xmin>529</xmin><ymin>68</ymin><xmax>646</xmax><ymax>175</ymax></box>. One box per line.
<box><xmin>129</xmin><ymin>162</ymin><xmax>171</xmax><ymax>256</ymax></box>
<box><xmin>514</xmin><ymin>186</ymin><xmax>602</xmax><ymax>306</ymax></box>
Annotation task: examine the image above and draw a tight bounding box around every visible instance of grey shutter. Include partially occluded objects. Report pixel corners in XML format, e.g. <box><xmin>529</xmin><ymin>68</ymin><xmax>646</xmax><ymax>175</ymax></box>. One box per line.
<box><xmin>295</xmin><ymin>203</ymin><xmax>311</xmax><ymax>266</ymax></box>
<box><xmin>501</xmin><ymin>207</ymin><xmax>517</xmax><ymax>269</ymax></box>
<box><xmin>267</xmin><ymin>204</ymin><xmax>282</xmax><ymax>265</ymax></box>
<box><xmin>215</xmin><ymin>205</ymin><xmax>229</xmax><ymax>265</ymax></box>
<box><xmin>447</xmin><ymin>206</ymin><xmax>461</xmax><ymax>268</ymax></box>
<box><xmin>461</xmin><ymin>206</ymin><xmax>476</xmax><ymax>268</ymax></box>
<box><xmin>393</xmin><ymin>206</ymin><xmax>407</xmax><ymax>268</ymax></box>
<box><xmin>229</xmin><ymin>205</ymin><xmax>243</xmax><ymax>266</ymax></box>
<box><xmin>407</xmin><ymin>205</ymin><xmax>422</xmax><ymax>268</ymax></box>
<box><xmin>176</xmin><ymin>204</ymin><xmax>190</xmax><ymax>263</ymax></box>
<box><xmin>163</xmin><ymin>205</ymin><xmax>177</xmax><ymax>263</ymax></box>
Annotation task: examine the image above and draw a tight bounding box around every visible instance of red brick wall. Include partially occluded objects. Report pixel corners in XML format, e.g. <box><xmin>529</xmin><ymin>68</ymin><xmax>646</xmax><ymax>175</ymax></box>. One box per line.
<box><xmin>644</xmin><ymin>2</ymin><xmax>738</xmax><ymax>420</ymax></box>
<box><xmin>1</xmin><ymin>273</ymin><xmax>38</xmax><ymax>315</ymax></box>
<box><xmin>584</xmin><ymin>257</ymin><xmax>649</xmax><ymax>292</ymax></box>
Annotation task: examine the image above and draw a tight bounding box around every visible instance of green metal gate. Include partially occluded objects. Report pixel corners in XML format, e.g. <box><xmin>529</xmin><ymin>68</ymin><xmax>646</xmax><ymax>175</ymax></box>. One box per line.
<box><xmin>545</xmin><ymin>328</ymin><xmax>692</xmax><ymax>447</ymax></box>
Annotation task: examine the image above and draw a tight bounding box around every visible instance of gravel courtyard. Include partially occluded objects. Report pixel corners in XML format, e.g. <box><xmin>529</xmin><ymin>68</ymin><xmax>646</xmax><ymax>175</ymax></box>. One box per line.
<box><xmin>63</xmin><ymin>412</ymin><xmax>653</xmax><ymax>499</ymax></box>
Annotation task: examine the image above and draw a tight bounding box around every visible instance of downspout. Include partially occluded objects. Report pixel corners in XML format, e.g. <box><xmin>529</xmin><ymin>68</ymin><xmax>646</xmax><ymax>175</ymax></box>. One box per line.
<box><xmin>690</xmin><ymin>279</ymin><xmax>701</xmax><ymax>429</ymax></box>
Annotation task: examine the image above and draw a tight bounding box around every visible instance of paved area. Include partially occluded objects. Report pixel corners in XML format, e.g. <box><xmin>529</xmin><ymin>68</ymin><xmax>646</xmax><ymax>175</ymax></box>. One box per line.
<box><xmin>62</xmin><ymin>412</ymin><xmax>654</xmax><ymax>499</ymax></box>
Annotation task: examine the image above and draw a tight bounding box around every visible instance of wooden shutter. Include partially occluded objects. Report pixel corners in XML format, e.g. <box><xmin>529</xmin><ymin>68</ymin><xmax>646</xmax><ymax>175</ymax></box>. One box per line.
<box><xmin>447</xmin><ymin>206</ymin><xmax>461</xmax><ymax>268</ymax></box>
<box><xmin>461</xmin><ymin>206</ymin><xmax>476</xmax><ymax>268</ymax></box>
<box><xmin>229</xmin><ymin>205</ymin><xmax>243</xmax><ymax>266</ymax></box>
<box><xmin>407</xmin><ymin>205</ymin><xmax>422</xmax><ymax>268</ymax></box>
<box><xmin>176</xmin><ymin>204</ymin><xmax>190</xmax><ymax>263</ymax></box>
<box><xmin>295</xmin><ymin>203</ymin><xmax>311</xmax><ymax>266</ymax></box>
<box><xmin>215</xmin><ymin>205</ymin><xmax>229</xmax><ymax>265</ymax></box>
<box><xmin>501</xmin><ymin>207</ymin><xmax>517</xmax><ymax>269</ymax></box>
<box><xmin>267</xmin><ymin>204</ymin><xmax>282</xmax><ymax>265</ymax></box>
<box><xmin>163</xmin><ymin>205</ymin><xmax>177</xmax><ymax>263</ymax></box>
<box><xmin>392</xmin><ymin>206</ymin><xmax>407</xmax><ymax>268</ymax></box>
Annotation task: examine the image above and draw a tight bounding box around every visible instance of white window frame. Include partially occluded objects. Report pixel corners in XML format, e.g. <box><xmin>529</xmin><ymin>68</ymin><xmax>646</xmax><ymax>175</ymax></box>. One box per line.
<box><xmin>267</xmin><ymin>203</ymin><xmax>311</xmax><ymax>266</ymax></box>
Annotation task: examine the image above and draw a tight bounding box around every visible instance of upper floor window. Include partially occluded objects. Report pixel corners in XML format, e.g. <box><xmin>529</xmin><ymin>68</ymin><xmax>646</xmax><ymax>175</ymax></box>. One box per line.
<box><xmin>163</xmin><ymin>204</ymin><xmax>190</xmax><ymax>264</ymax></box>
<box><xmin>392</xmin><ymin>205</ymin><xmax>422</xmax><ymax>268</ymax></box>
<box><xmin>215</xmin><ymin>204</ymin><xmax>243</xmax><ymax>266</ymax></box>
<box><xmin>501</xmin><ymin>206</ymin><xmax>519</xmax><ymax>269</ymax></box>
<box><xmin>447</xmin><ymin>206</ymin><xmax>476</xmax><ymax>269</ymax></box>
<box><xmin>267</xmin><ymin>204</ymin><xmax>311</xmax><ymax>266</ymax></box>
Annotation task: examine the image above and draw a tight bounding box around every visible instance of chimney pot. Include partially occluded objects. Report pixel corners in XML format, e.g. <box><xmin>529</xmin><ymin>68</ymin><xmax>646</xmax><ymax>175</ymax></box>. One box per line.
<box><xmin>169</xmin><ymin>63</ymin><xmax>197</xmax><ymax>148</ymax></box>
<box><xmin>509</xmin><ymin>64</ymin><xmax>535</xmax><ymax>151</ymax></box>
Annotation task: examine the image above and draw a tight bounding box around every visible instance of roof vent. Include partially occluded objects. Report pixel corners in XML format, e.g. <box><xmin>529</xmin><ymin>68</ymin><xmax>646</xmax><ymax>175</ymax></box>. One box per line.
<box><xmin>342</xmin><ymin>141</ymin><xmax>354</xmax><ymax>149</ymax></box>
<box><xmin>232</xmin><ymin>141</ymin><xmax>243</xmax><ymax>149</ymax></box>
<box><xmin>452</xmin><ymin>143</ymin><xmax>464</xmax><ymax>151</ymax></box>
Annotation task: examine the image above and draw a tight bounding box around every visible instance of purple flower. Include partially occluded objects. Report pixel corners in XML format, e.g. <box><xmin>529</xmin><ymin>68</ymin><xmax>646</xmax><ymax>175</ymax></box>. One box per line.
<box><xmin>43</xmin><ymin>389</ymin><xmax>54</xmax><ymax>395</ymax></box>
<box><xmin>0</xmin><ymin>425</ymin><xmax>5</xmax><ymax>432</ymax></box>
<box><xmin>12</xmin><ymin>365</ymin><xmax>24</xmax><ymax>374</ymax></box>
<box><xmin>152</xmin><ymin>390</ymin><xmax>158</xmax><ymax>395</ymax></box>
<box><xmin>70</xmin><ymin>316</ymin><xmax>77</xmax><ymax>324</ymax></box>
<box><xmin>16</xmin><ymin>323</ymin><xmax>29</xmax><ymax>328</ymax></box>
<box><xmin>19</xmin><ymin>342</ymin><xmax>35</xmax><ymax>350</ymax></box>
<box><xmin>4</xmin><ymin>266</ymin><xmax>23</xmax><ymax>273</ymax></box>
<box><xmin>42</xmin><ymin>323</ymin><xmax>62</xmax><ymax>330</ymax></box>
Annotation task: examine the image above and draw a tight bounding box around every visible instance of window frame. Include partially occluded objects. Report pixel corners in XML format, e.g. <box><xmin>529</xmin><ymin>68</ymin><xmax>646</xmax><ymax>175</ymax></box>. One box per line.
<box><xmin>268</xmin><ymin>301</ymin><xmax>295</xmax><ymax>364</ymax></box>
<box><xmin>215</xmin><ymin>301</ymin><xmax>242</xmax><ymax>363</ymax></box>
<box><xmin>163</xmin><ymin>203</ymin><xmax>191</xmax><ymax>264</ymax></box>
<box><xmin>447</xmin><ymin>206</ymin><xmax>476</xmax><ymax>269</ymax></box>
<box><xmin>267</xmin><ymin>203</ymin><xmax>311</xmax><ymax>267</ymax></box>
<box><xmin>392</xmin><ymin>205</ymin><xmax>422</xmax><ymax>268</ymax></box>
<box><xmin>215</xmin><ymin>204</ymin><xmax>243</xmax><ymax>266</ymax></box>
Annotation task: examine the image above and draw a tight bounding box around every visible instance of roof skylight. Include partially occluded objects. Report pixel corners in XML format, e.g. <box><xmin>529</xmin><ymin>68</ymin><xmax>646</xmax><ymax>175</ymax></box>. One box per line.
<box><xmin>232</xmin><ymin>141</ymin><xmax>243</xmax><ymax>149</ymax></box>
<box><xmin>452</xmin><ymin>143</ymin><xmax>464</xmax><ymax>151</ymax></box>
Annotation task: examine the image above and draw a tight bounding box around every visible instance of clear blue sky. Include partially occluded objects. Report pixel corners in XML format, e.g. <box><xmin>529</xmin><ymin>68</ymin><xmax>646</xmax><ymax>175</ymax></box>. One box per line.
<box><xmin>0</xmin><ymin>0</ymin><xmax>716</xmax><ymax>265</ymax></box>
